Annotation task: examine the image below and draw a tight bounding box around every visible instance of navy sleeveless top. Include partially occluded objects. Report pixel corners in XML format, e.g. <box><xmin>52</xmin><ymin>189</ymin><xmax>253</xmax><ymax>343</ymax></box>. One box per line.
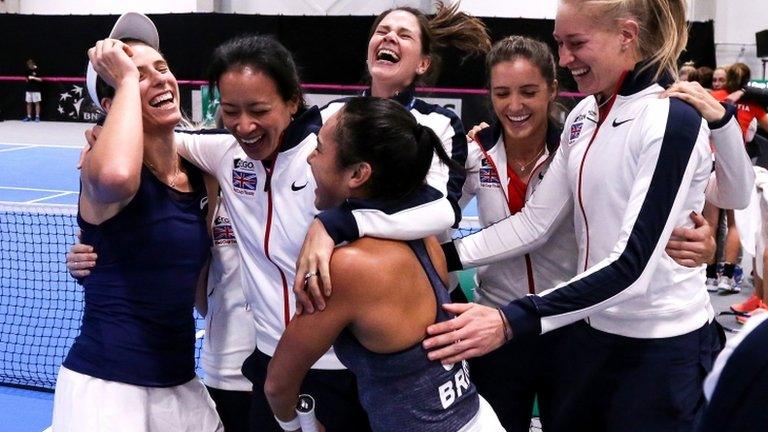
<box><xmin>65</xmin><ymin>160</ymin><xmax>209</xmax><ymax>387</ymax></box>
<box><xmin>333</xmin><ymin>240</ymin><xmax>479</xmax><ymax>431</ymax></box>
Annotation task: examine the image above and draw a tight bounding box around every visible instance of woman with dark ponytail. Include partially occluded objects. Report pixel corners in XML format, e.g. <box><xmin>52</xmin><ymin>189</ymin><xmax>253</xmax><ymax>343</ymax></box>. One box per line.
<box><xmin>265</xmin><ymin>98</ymin><xmax>504</xmax><ymax>432</ymax></box>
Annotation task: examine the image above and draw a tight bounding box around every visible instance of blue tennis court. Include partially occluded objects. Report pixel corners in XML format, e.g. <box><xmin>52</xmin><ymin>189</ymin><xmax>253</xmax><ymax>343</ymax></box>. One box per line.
<box><xmin>0</xmin><ymin>120</ymin><xmax>87</xmax><ymax>432</ymax></box>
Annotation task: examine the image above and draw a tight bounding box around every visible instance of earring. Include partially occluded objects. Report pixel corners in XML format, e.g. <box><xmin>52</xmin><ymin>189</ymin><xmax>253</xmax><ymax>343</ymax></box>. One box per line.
<box><xmin>621</xmin><ymin>45</ymin><xmax>627</xmax><ymax>52</ymax></box>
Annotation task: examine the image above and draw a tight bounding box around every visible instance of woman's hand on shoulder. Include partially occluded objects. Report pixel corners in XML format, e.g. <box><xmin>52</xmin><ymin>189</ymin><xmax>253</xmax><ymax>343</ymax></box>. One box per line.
<box><xmin>661</xmin><ymin>81</ymin><xmax>726</xmax><ymax>124</ymax></box>
<box><xmin>88</xmin><ymin>39</ymin><xmax>139</xmax><ymax>89</ymax></box>
<box><xmin>466</xmin><ymin>121</ymin><xmax>490</xmax><ymax>142</ymax></box>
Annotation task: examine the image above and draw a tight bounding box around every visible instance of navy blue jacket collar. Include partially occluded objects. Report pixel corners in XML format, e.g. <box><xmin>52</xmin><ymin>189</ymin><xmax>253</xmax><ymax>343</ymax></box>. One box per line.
<box><xmin>476</xmin><ymin>118</ymin><xmax>562</xmax><ymax>155</ymax></box>
<box><xmin>278</xmin><ymin>105</ymin><xmax>322</xmax><ymax>153</ymax></box>
<box><xmin>362</xmin><ymin>84</ymin><xmax>417</xmax><ymax>108</ymax></box>
<box><xmin>618</xmin><ymin>60</ymin><xmax>674</xmax><ymax>97</ymax></box>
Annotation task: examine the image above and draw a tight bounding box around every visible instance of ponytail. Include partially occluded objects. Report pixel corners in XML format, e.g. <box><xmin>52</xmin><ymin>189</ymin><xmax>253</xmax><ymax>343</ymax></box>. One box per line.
<box><xmin>414</xmin><ymin>123</ymin><xmax>458</xmax><ymax>174</ymax></box>
<box><xmin>368</xmin><ymin>1</ymin><xmax>490</xmax><ymax>85</ymax></box>
<box><xmin>335</xmin><ymin>98</ymin><xmax>461</xmax><ymax>201</ymax></box>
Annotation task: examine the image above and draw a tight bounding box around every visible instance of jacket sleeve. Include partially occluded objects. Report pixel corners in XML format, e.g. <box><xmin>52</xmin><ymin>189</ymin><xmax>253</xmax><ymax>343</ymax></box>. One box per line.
<box><xmin>175</xmin><ymin>130</ymin><xmax>233</xmax><ymax>177</ymax></box>
<box><xmin>501</xmin><ymin>99</ymin><xmax>710</xmax><ymax>338</ymax></box>
<box><xmin>317</xmin><ymin>109</ymin><xmax>467</xmax><ymax>244</ymax></box>
<box><xmin>442</xmin><ymin>133</ymin><xmax>573</xmax><ymax>271</ymax></box>
<box><xmin>706</xmin><ymin>104</ymin><xmax>755</xmax><ymax>209</ymax></box>
<box><xmin>741</xmin><ymin>86</ymin><xmax>768</xmax><ymax>107</ymax></box>
<box><xmin>457</xmin><ymin>139</ymin><xmax>483</xmax><ymax>211</ymax></box>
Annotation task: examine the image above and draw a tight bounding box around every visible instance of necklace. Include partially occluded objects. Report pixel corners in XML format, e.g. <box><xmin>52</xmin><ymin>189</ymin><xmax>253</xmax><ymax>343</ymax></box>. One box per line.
<box><xmin>145</xmin><ymin>156</ymin><xmax>181</xmax><ymax>188</ymax></box>
<box><xmin>511</xmin><ymin>145</ymin><xmax>546</xmax><ymax>174</ymax></box>
<box><xmin>596</xmin><ymin>91</ymin><xmax>617</xmax><ymax>110</ymax></box>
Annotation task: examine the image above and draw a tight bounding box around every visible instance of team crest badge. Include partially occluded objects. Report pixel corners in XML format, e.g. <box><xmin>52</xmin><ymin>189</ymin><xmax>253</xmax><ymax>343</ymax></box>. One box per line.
<box><xmin>479</xmin><ymin>158</ymin><xmax>500</xmax><ymax>188</ymax></box>
<box><xmin>232</xmin><ymin>169</ymin><xmax>258</xmax><ymax>195</ymax></box>
<box><xmin>569</xmin><ymin>123</ymin><xmax>583</xmax><ymax>144</ymax></box>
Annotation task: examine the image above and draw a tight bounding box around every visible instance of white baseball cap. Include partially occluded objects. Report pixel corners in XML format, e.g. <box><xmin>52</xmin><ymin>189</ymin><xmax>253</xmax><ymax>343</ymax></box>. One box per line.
<box><xmin>86</xmin><ymin>12</ymin><xmax>160</xmax><ymax>111</ymax></box>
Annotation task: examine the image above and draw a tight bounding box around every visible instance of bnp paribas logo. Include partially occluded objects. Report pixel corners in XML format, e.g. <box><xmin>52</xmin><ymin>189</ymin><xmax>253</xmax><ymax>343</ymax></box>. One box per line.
<box><xmin>57</xmin><ymin>85</ymin><xmax>100</xmax><ymax>121</ymax></box>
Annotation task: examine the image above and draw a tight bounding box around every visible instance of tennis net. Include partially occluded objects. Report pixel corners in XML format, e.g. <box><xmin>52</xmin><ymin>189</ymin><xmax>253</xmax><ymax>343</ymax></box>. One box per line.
<box><xmin>0</xmin><ymin>202</ymin><xmax>482</xmax><ymax>392</ymax></box>
<box><xmin>0</xmin><ymin>202</ymin><xmax>204</xmax><ymax>391</ymax></box>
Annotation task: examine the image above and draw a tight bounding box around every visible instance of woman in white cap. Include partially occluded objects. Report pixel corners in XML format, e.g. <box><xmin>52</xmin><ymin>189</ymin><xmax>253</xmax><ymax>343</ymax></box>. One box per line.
<box><xmin>52</xmin><ymin>13</ymin><xmax>222</xmax><ymax>431</ymax></box>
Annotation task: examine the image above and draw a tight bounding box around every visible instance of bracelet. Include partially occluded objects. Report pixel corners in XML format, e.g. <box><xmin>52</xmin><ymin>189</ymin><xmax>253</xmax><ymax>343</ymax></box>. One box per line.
<box><xmin>498</xmin><ymin>308</ymin><xmax>511</xmax><ymax>342</ymax></box>
<box><xmin>274</xmin><ymin>414</ymin><xmax>301</xmax><ymax>431</ymax></box>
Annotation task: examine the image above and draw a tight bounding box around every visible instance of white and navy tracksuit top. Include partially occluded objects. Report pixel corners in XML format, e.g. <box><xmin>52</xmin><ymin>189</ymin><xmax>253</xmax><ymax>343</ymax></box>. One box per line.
<box><xmin>177</xmin><ymin>100</ymin><xmax>465</xmax><ymax>370</ymax></box>
<box><xmin>446</xmin><ymin>65</ymin><xmax>747</xmax><ymax>340</ymax></box>
<box><xmin>315</xmin><ymin>87</ymin><xmax>467</xmax><ymax>243</ymax></box>
<box><xmin>177</xmin><ymin>108</ymin><xmax>344</xmax><ymax>368</ymax></box>
<box><xmin>460</xmin><ymin>121</ymin><xmax>578</xmax><ymax>307</ymax></box>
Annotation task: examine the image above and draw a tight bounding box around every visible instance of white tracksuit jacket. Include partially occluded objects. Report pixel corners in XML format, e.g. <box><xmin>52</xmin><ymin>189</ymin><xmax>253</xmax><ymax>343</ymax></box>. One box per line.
<box><xmin>315</xmin><ymin>88</ymin><xmax>467</xmax><ymax>243</ymax></box>
<box><xmin>460</xmin><ymin>122</ymin><xmax>578</xmax><ymax>307</ymax></box>
<box><xmin>448</xmin><ymin>65</ymin><xmax>753</xmax><ymax>339</ymax></box>
<box><xmin>178</xmin><ymin>103</ymin><xmax>464</xmax><ymax>369</ymax></box>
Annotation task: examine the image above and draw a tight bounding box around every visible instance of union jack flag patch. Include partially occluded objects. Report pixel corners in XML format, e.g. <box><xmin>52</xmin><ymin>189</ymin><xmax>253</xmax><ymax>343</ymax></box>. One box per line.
<box><xmin>213</xmin><ymin>225</ymin><xmax>236</xmax><ymax>242</ymax></box>
<box><xmin>569</xmin><ymin>122</ymin><xmax>583</xmax><ymax>143</ymax></box>
<box><xmin>479</xmin><ymin>167</ymin><xmax>500</xmax><ymax>186</ymax></box>
<box><xmin>232</xmin><ymin>169</ymin><xmax>258</xmax><ymax>191</ymax></box>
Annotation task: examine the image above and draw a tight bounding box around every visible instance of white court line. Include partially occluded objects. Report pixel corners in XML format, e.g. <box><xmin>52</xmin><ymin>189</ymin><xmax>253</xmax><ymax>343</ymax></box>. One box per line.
<box><xmin>0</xmin><ymin>185</ymin><xmax>78</xmax><ymax>194</ymax></box>
<box><xmin>0</xmin><ymin>141</ymin><xmax>83</xmax><ymax>149</ymax></box>
<box><xmin>26</xmin><ymin>191</ymin><xmax>78</xmax><ymax>204</ymax></box>
<box><xmin>0</xmin><ymin>145</ymin><xmax>40</xmax><ymax>153</ymax></box>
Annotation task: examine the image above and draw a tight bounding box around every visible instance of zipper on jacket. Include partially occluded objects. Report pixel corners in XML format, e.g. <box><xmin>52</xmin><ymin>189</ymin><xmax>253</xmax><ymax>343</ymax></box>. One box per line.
<box><xmin>260</xmin><ymin>160</ymin><xmax>291</xmax><ymax>327</ymax></box>
<box><xmin>576</xmin><ymin>72</ymin><xmax>628</xmax><ymax>271</ymax></box>
<box><xmin>478</xmin><ymin>137</ymin><xmax>542</xmax><ymax>293</ymax></box>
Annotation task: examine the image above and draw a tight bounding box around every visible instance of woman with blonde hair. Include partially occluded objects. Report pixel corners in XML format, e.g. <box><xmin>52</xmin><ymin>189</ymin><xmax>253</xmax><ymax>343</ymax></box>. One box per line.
<box><xmin>424</xmin><ymin>0</ymin><xmax>748</xmax><ymax>430</ymax></box>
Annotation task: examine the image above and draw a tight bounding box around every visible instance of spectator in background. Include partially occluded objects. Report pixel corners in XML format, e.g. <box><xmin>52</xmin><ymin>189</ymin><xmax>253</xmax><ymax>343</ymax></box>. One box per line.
<box><xmin>712</xmin><ymin>66</ymin><xmax>727</xmax><ymax>91</ymax></box>
<box><xmin>23</xmin><ymin>58</ymin><xmax>42</xmax><ymax>122</ymax></box>
<box><xmin>697</xmin><ymin>66</ymin><xmax>713</xmax><ymax>89</ymax></box>
<box><xmin>679</xmin><ymin>61</ymin><xmax>698</xmax><ymax>82</ymax></box>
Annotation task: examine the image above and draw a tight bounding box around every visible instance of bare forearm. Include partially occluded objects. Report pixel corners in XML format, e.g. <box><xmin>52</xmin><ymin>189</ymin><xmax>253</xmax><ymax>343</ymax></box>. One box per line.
<box><xmin>82</xmin><ymin>79</ymin><xmax>143</xmax><ymax>202</ymax></box>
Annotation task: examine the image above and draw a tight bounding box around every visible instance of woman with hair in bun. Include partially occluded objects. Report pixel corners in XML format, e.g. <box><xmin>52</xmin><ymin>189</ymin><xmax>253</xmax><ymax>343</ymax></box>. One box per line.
<box><xmin>266</xmin><ymin>97</ymin><xmax>504</xmax><ymax>432</ymax></box>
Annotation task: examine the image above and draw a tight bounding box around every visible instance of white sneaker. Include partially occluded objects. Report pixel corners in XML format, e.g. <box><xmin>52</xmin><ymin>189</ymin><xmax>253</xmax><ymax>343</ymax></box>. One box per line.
<box><xmin>706</xmin><ymin>277</ymin><xmax>719</xmax><ymax>292</ymax></box>
<box><xmin>717</xmin><ymin>276</ymin><xmax>740</xmax><ymax>293</ymax></box>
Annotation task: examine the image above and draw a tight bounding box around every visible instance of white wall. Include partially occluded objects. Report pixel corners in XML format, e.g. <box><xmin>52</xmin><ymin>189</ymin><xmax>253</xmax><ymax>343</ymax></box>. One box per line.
<box><xmin>714</xmin><ymin>0</ymin><xmax>768</xmax><ymax>77</ymax></box>
<box><xmin>220</xmin><ymin>0</ymin><xmax>430</xmax><ymax>15</ymax></box>
<box><xmin>0</xmin><ymin>0</ymin><xmax>21</xmax><ymax>13</ymax></box>
<box><xmin>688</xmin><ymin>0</ymin><xmax>715</xmax><ymax>22</ymax></box>
<box><xmin>451</xmin><ymin>0</ymin><xmax>558</xmax><ymax>19</ymax></box>
<box><xmin>16</xmin><ymin>0</ymin><xmax>212</xmax><ymax>14</ymax></box>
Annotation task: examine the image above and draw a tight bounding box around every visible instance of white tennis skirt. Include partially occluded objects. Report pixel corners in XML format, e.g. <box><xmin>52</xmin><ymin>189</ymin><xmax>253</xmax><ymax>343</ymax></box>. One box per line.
<box><xmin>52</xmin><ymin>366</ymin><xmax>223</xmax><ymax>432</ymax></box>
<box><xmin>458</xmin><ymin>395</ymin><xmax>507</xmax><ymax>432</ymax></box>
